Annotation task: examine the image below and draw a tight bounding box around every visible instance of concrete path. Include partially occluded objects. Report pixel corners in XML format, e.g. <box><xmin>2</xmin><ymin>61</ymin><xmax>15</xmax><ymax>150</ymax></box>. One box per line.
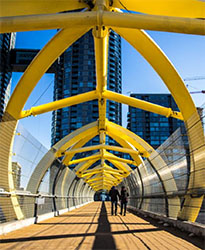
<box><xmin>0</xmin><ymin>202</ymin><xmax>203</xmax><ymax>249</ymax></box>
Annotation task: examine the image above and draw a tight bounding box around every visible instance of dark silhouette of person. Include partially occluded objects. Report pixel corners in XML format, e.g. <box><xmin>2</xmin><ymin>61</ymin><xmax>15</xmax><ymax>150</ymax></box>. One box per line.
<box><xmin>109</xmin><ymin>186</ymin><xmax>120</xmax><ymax>215</ymax></box>
<box><xmin>120</xmin><ymin>186</ymin><xmax>129</xmax><ymax>216</ymax></box>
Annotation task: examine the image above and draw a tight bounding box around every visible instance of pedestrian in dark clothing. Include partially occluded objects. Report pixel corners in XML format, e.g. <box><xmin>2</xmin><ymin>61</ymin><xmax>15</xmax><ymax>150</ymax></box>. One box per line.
<box><xmin>120</xmin><ymin>186</ymin><xmax>129</xmax><ymax>216</ymax></box>
<box><xmin>109</xmin><ymin>186</ymin><xmax>120</xmax><ymax>215</ymax></box>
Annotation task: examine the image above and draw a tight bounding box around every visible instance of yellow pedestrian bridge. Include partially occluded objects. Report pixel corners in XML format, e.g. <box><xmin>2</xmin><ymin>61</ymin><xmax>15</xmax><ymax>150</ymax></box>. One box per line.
<box><xmin>0</xmin><ymin>1</ymin><xmax>204</xmax><ymax>247</ymax></box>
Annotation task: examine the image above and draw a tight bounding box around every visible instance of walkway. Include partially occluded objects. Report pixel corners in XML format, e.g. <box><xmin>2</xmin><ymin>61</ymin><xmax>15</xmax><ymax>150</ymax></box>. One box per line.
<box><xmin>0</xmin><ymin>202</ymin><xmax>203</xmax><ymax>250</ymax></box>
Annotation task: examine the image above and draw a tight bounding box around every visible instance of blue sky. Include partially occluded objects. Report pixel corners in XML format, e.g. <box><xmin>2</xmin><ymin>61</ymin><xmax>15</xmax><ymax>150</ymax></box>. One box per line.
<box><xmin>12</xmin><ymin>29</ymin><xmax>205</xmax><ymax>149</ymax></box>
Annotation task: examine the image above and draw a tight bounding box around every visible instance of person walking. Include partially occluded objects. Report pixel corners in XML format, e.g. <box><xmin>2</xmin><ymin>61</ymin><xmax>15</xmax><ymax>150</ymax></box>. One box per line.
<box><xmin>109</xmin><ymin>186</ymin><xmax>120</xmax><ymax>215</ymax></box>
<box><xmin>120</xmin><ymin>186</ymin><xmax>129</xmax><ymax>216</ymax></box>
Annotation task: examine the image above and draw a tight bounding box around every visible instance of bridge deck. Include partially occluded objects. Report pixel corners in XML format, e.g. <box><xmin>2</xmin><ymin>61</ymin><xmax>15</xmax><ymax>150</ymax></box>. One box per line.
<box><xmin>0</xmin><ymin>202</ymin><xmax>203</xmax><ymax>249</ymax></box>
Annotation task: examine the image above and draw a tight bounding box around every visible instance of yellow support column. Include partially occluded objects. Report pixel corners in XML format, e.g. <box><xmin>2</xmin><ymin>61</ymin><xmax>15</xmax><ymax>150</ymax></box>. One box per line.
<box><xmin>93</xmin><ymin>0</ymin><xmax>109</xmax><ymax>131</ymax></box>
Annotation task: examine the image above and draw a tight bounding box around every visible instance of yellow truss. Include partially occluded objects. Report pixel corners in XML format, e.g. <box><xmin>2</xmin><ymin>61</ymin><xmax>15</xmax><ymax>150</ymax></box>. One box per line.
<box><xmin>0</xmin><ymin>0</ymin><xmax>204</xmax><ymax>222</ymax></box>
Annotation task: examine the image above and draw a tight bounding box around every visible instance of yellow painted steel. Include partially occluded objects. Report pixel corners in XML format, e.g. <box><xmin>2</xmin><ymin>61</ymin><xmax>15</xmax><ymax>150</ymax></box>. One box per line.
<box><xmin>61</xmin><ymin>134</ymin><xmax>97</xmax><ymax>164</ymax></box>
<box><xmin>103</xmin><ymin>90</ymin><xmax>183</xmax><ymax>120</ymax></box>
<box><xmin>93</xmin><ymin>27</ymin><xmax>109</xmax><ymax>130</ymax></box>
<box><xmin>90</xmin><ymin>179</ymin><xmax>114</xmax><ymax>186</ymax></box>
<box><xmin>86</xmin><ymin>176</ymin><xmax>104</xmax><ymax>183</ymax></box>
<box><xmin>112</xmin><ymin>28</ymin><xmax>196</xmax><ymax>120</ymax></box>
<box><xmin>56</xmin><ymin>124</ymin><xmax>98</xmax><ymax>156</ymax></box>
<box><xmin>112</xmin><ymin>0</ymin><xmax>205</xmax><ymax>18</ymax></box>
<box><xmin>20</xmin><ymin>91</ymin><xmax>98</xmax><ymax>118</ymax></box>
<box><xmin>81</xmin><ymin>172</ymin><xmax>97</xmax><ymax>179</ymax></box>
<box><xmin>63</xmin><ymin>144</ymin><xmax>140</xmax><ymax>156</ymax></box>
<box><xmin>67</xmin><ymin>154</ymin><xmax>100</xmax><ymax>166</ymax></box>
<box><xmin>75</xmin><ymin>158</ymin><xmax>100</xmax><ymax>176</ymax></box>
<box><xmin>103</xmin><ymin>12</ymin><xmax>205</xmax><ymax>36</ymax></box>
<box><xmin>112</xmin><ymin>27</ymin><xmax>204</xmax><ymax>221</ymax></box>
<box><xmin>0</xmin><ymin>0</ymin><xmax>88</xmax><ymax>17</ymax></box>
<box><xmin>104</xmin><ymin>152</ymin><xmax>138</xmax><ymax>166</ymax></box>
<box><xmin>0</xmin><ymin>0</ymin><xmax>204</xmax><ymax>222</ymax></box>
<box><xmin>1</xmin><ymin>10</ymin><xmax>204</xmax><ymax>35</ymax></box>
<box><xmin>0</xmin><ymin>12</ymin><xmax>97</xmax><ymax>34</ymax></box>
<box><xmin>6</xmin><ymin>26</ymin><xmax>92</xmax><ymax>120</ymax></box>
<box><xmin>61</xmin><ymin>134</ymin><xmax>95</xmax><ymax>199</ymax></box>
<box><xmin>107</xmin><ymin>121</ymin><xmax>154</xmax><ymax>157</ymax></box>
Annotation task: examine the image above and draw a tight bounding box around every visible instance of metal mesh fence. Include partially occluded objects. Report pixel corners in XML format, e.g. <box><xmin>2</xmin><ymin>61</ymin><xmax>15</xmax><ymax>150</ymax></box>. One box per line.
<box><xmin>0</xmin><ymin>122</ymin><xmax>94</xmax><ymax>224</ymax></box>
<box><xmin>123</xmin><ymin>105</ymin><xmax>205</xmax><ymax>223</ymax></box>
<box><xmin>0</xmin><ymin>107</ymin><xmax>204</xmax><ymax>224</ymax></box>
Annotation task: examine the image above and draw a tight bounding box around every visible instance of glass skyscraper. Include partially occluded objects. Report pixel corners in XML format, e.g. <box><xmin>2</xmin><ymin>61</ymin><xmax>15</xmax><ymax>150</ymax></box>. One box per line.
<box><xmin>51</xmin><ymin>30</ymin><xmax>121</xmax><ymax>146</ymax></box>
<box><xmin>0</xmin><ymin>33</ymin><xmax>16</xmax><ymax>120</ymax></box>
<box><xmin>127</xmin><ymin>94</ymin><xmax>184</xmax><ymax>149</ymax></box>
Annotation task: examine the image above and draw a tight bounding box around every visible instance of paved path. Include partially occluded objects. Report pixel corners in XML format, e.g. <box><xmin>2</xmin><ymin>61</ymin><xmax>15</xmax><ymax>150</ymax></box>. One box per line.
<box><xmin>0</xmin><ymin>202</ymin><xmax>203</xmax><ymax>249</ymax></box>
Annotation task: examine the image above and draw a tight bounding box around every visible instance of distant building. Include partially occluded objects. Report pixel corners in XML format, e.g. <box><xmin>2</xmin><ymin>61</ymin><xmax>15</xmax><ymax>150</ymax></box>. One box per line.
<box><xmin>127</xmin><ymin>94</ymin><xmax>184</xmax><ymax>149</ymax></box>
<box><xmin>0</xmin><ymin>33</ymin><xmax>16</xmax><ymax>120</ymax></box>
<box><xmin>51</xmin><ymin>30</ymin><xmax>122</xmax><ymax>146</ymax></box>
<box><xmin>12</xmin><ymin>162</ymin><xmax>21</xmax><ymax>189</ymax></box>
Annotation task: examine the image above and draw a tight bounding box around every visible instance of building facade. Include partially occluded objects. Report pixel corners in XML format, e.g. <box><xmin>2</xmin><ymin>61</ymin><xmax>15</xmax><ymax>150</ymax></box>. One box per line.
<box><xmin>127</xmin><ymin>94</ymin><xmax>184</xmax><ymax>149</ymax></box>
<box><xmin>51</xmin><ymin>30</ymin><xmax>122</xmax><ymax>146</ymax></box>
<box><xmin>0</xmin><ymin>33</ymin><xmax>16</xmax><ymax>120</ymax></box>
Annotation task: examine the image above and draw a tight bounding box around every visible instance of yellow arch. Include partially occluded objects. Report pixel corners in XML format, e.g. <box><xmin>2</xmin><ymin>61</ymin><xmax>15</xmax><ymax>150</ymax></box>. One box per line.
<box><xmin>6</xmin><ymin>26</ymin><xmax>92</xmax><ymax>119</ymax></box>
<box><xmin>112</xmin><ymin>27</ymin><xmax>204</xmax><ymax>221</ymax></box>
<box><xmin>112</xmin><ymin>0</ymin><xmax>205</xmax><ymax>18</ymax></box>
<box><xmin>0</xmin><ymin>0</ymin><xmax>204</xmax><ymax>222</ymax></box>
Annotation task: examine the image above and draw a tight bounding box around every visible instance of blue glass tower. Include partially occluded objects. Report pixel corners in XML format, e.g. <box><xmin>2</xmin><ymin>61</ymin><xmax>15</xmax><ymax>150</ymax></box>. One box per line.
<box><xmin>51</xmin><ymin>30</ymin><xmax>121</xmax><ymax>145</ymax></box>
<box><xmin>0</xmin><ymin>33</ymin><xmax>16</xmax><ymax>120</ymax></box>
<box><xmin>127</xmin><ymin>94</ymin><xmax>184</xmax><ymax>149</ymax></box>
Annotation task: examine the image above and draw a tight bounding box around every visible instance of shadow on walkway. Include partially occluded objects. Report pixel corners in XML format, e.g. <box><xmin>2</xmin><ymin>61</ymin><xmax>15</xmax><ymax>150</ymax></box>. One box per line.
<box><xmin>129</xmin><ymin>209</ymin><xmax>204</xmax><ymax>249</ymax></box>
<box><xmin>92</xmin><ymin>201</ymin><xmax>116</xmax><ymax>250</ymax></box>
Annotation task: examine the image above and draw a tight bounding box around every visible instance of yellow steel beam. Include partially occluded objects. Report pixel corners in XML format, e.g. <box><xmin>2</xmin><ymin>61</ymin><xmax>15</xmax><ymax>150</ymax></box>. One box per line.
<box><xmin>6</xmin><ymin>26</ymin><xmax>91</xmax><ymax>120</ymax></box>
<box><xmin>82</xmin><ymin>167</ymin><xmax>123</xmax><ymax>176</ymax></box>
<box><xmin>0</xmin><ymin>0</ymin><xmax>88</xmax><ymax>17</ymax></box>
<box><xmin>105</xmin><ymin>151</ymin><xmax>132</xmax><ymax>172</ymax></box>
<box><xmin>95</xmin><ymin>185</ymin><xmax>111</xmax><ymax>191</ymax></box>
<box><xmin>112</xmin><ymin>28</ymin><xmax>196</xmax><ymax>120</ymax></box>
<box><xmin>112</xmin><ymin>0</ymin><xmax>205</xmax><ymax>18</ymax></box>
<box><xmin>104</xmin><ymin>152</ymin><xmax>138</xmax><ymax>166</ymax></box>
<box><xmin>91</xmin><ymin>183</ymin><xmax>109</xmax><ymax>189</ymax></box>
<box><xmin>103</xmin><ymin>90</ymin><xmax>183</xmax><ymax>120</ymax></box>
<box><xmin>67</xmin><ymin>154</ymin><xmax>100</xmax><ymax>166</ymax></box>
<box><xmin>56</xmin><ymin>123</ymin><xmax>98</xmax><ymax>157</ymax></box>
<box><xmin>87</xmin><ymin>177</ymin><xmax>115</xmax><ymax>186</ymax></box>
<box><xmin>93</xmin><ymin>28</ymin><xmax>109</xmax><ymax>93</ymax></box>
<box><xmin>86</xmin><ymin>176</ymin><xmax>103</xmax><ymax>183</ymax></box>
<box><xmin>63</xmin><ymin>144</ymin><xmax>140</xmax><ymax>156</ymax></box>
<box><xmin>103</xmin><ymin>11</ymin><xmax>205</xmax><ymax>35</ymax></box>
<box><xmin>90</xmin><ymin>179</ymin><xmax>114</xmax><ymax>186</ymax></box>
<box><xmin>0</xmin><ymin>11</ymin><xmax>97</xmax><ymax>33</ymax></box>
<box><xmin>104</xmin><ymin>173</ymin><xmax>122</xmax><ymax>183</ymax></box>
<box><xmin>112</xmin><ymin>27</ymin><xmax>204</xmax><ymax>222</ymax></box>
<box><xmin>64</xmin><ymin>144</ymin><xmax>102</xmax><ymax>156</ymax></box>
<box><xmin>107</xmin><ymin>130</ymin><xmax>144</xmax><ymax>166</ymax></box>
<box><xmin>93</xmin><ymin>181</ymin><xmax>113</xmax><ymax>187</ymax></box>
<box><xmin>108</xmin><ymin>159</ymin><xmax>131</xmax><ymax>177</ymax></box>
<box><xmin>20</xmin><ymin>91</ymin><xmax>98</xmax><ymax>119</ymax></box>
<box><xmin>62</xmin><ymin>133</ymin><xmax>96</xmax><ymax>165</ymax></box>
<box><xmin>99</xmin><ymin>131</ymin><xmax>106</xmax><ymax>169</ymax></box>
<box><xmin>85</xmin><ymin>174</ymin><xmax>121</xmax><ymax>184</ymax></box>
<box><xmin>81</xmin><ymin>172</ymin><xmax>97</xmax><ymax>179</ymax></box>
<box><xmin>75</xmin><ymin>157</ymin><xmax>100</xmax><ymax>176</ymax></box>
<box><xmin>82</xmin><ymin>164</ymin><xmax>124</xmax><ymax>175</ymax></box>
<box><xmin>80</xmin><ymin>165</ymin><xmax>102</xmax><ymax>174</ymax></box>
<box><xmin>103</xmin><ymin>164</ymin><xmax>124</xmax><ymax>172</ymax></box>
<box><xmin>104</xmin><ymin>173</ymin><xmax>119</xmax><ymax>181</ymax></box>
<box><xmin>83</xmin><ymin>168</ymin><xmax>123</xmax><ymax>179</ymax></box>
<box><xmin>93</xmin><ymin>3</ymin><xmax>109</xmax><ymax>131</ymax></box>
<box><xmin>104</xmin><ymin>170</ymin><xmax>124</xmax><ymax>177</ymax></box>
<box><xmin>61</xmin><ymin>134</ymin><xmax>95</xmax><ymax>196</ymax></box>
<box><xmin>83</xmin><ymin>170</ymin><xmax>102</xmax><ymax>178</ymax></box>
<box><xmin>107</xmin><ymin>121</ymin><xmax>154</xmax><ymax>157</ymax></box>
